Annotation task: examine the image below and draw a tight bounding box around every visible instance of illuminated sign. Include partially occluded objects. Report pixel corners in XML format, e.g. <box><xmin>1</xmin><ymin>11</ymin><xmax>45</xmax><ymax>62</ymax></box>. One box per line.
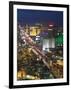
<box><xmin>30</xmin><ymin>27</ymin><xmax>40</xmax><ymax>36</ymax></box>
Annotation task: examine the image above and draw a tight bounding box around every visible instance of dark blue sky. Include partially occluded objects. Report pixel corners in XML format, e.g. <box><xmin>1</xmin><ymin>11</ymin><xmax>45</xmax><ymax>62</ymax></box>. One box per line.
<box><xmin>17</xmin><ymin>9</ymin><xmax>63</xmax><ymax>27</ymax></box>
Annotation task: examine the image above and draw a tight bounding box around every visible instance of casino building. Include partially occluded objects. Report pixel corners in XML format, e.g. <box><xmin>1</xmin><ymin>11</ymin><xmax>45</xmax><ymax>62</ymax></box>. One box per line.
<box><xmin>24</xmin><ymin>23</ymin><xmax>63</xmax><ymax>53</ymax></box>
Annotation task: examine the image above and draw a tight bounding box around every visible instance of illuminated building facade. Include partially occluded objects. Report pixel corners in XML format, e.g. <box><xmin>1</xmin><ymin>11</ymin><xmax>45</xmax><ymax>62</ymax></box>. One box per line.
<box><xmin>23</xmin><ymin>23</ymin><xmax>63</xmax><ymax>52</ymax></box>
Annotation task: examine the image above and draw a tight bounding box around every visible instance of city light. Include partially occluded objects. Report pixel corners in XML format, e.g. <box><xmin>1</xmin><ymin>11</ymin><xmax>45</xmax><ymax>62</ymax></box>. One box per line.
<box><xmin>48</xmin><ymin>28</ymin><xmax>53</xmax><ymax>31</ymax></box>
<box><xmin>17</xmin><ymin>9</ymin><xmax>63</xmax><ymax>80</ymax></box>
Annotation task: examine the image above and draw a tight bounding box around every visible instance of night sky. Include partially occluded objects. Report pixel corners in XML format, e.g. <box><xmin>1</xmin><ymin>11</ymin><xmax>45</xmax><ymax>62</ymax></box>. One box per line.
<box><xmin>17</xmin><ymin>9</ymin><xmax>63</xmax><ymax>27</ymax></box>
